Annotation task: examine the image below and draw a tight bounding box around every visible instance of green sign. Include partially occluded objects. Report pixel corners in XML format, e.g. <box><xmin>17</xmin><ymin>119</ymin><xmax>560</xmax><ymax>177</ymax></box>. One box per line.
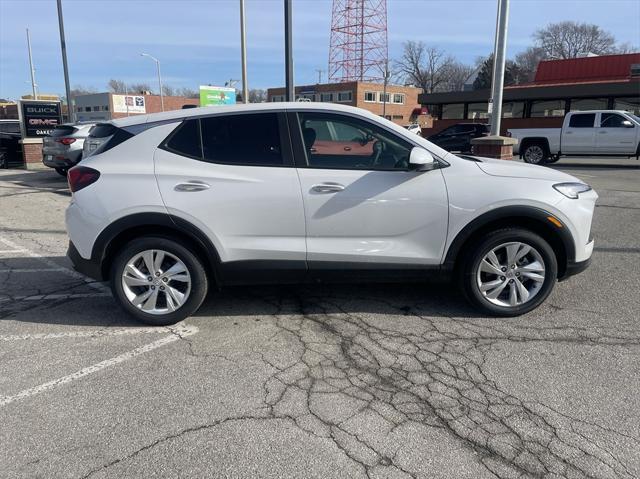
<box><xmin>199</xmin><ymin>86</ymin><xmax>236</xmax><ymax>106</ymax></box>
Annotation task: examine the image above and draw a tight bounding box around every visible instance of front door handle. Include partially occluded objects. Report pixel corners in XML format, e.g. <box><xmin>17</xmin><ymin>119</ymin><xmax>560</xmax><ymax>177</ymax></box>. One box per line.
<box><xmin>311</xmin><ymin>182</ymin><xmax>345</xmax><ymax>194</ymax></box>
<box><xmin>174</xmin><ymin>181</ymin><xmax>210</xmax><ymax>192</ymax></box>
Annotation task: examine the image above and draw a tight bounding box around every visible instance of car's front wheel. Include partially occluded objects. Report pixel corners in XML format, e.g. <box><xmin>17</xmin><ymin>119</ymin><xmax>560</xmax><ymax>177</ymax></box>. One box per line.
<box><xmin>110</xmin><ymin>237</ymin><xmax>208</xmax><ymax>325</ymax></box>
<box><xmin>460</xmin><ymin>228</ymin><xmax>558</xmax><ymax>316</ymax></box>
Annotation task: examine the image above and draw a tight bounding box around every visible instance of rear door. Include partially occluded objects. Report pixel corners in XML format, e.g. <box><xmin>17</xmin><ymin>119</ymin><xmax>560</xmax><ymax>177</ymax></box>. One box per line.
<box><xmin>597</xmin><ymin>112</ymin><xmax>638</xmax><ymax>154</ymax></box>
<box><xmin>154</xmin><ymin>112</ymin><xmax>307</xmax><ymax>273</ymax></box>
<box><xmin>562</xmin><ymin>113</ymin><xmax>596</xmax><ymax>154</ymax></box>
<box><xmin>290</xmin><ymin>110</ymin><xmax>449</xmax><ymax>268</ymax></box>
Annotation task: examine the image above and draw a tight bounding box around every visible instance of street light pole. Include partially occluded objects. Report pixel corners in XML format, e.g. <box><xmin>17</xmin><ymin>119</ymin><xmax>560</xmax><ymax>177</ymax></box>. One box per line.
<box><xmin>26</xmin><ymin>28</ymin><xmax>37</xmax><ymax>100</ymax></box>
<box><xmin>488</xmin><ymin>0</ymin><xmax>510</xmax><ymax>136</ymax></box>
<box><xmin>382</xmin><ymin>60</ymin><xmax>389</xmax><ymax>118</ymax></box>
<box><xmin>141</xmin><ymin>53</ymin><xmax>164</xmax><ymax>111</ymax></box>
<box><xmin>240</xmin><ymin>0</ymin><xmax>248</xmax><ymax>104</ymax></box>
<box><xmin>56</xmin><ymin>0</ymin><xmax>74</xmax><ymax>122</ymax></box>
<box><xmin>284</xmin><ymin>0</ymin><xmax>294</xmax><ymax>101</ymax></box>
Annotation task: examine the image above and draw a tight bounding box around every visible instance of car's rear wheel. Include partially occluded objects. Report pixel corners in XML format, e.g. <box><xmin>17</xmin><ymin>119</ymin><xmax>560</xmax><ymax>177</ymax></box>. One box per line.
<box><xmin>460</xmin><ymin>228</ymin><xmax>557</xmax><ymax>316</ymax></box>
<box><xmin>110</xmin><ymin>237</ymin><xmax>208</xmax><ymax>325</ymax></box>
<box><xmin>55</xmin><ymin>167</ymin><xmax>68</xmax><ymax>177</ymax></box>
<box><xmin>522</xmin><ymin>143</ymin><xmax>548</xmax><ymax>164</ymax></box>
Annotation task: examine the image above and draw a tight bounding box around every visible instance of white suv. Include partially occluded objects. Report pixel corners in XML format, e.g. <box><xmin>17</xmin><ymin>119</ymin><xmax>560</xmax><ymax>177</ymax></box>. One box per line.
<box><xmin>65</xmin><ymin>103</ymin><xmax>597</xmax><ymax>325</ymax></box>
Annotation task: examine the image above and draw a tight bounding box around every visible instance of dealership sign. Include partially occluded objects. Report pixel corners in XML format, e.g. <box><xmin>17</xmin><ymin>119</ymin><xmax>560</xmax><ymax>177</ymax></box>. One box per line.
<box><xmin>112</xmin><ymin>95</ymin><xmax>146</xmax><ymax>114</ymax></box>
<box><xmin>19</xmin><ymin>100</ymin><xmax>62</xmax><ymax>138</ymax></box>
<box><xmin>199</xmin><ymin>86</ymin><xmax>236</xmax><ymax>106</ymax></box>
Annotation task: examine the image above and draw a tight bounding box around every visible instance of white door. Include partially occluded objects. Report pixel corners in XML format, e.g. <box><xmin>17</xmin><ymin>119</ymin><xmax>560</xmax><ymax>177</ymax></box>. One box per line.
<box><xmin>597</xmin><ymin>112</ymin><xmax>638</xmax><ymax>154</ymax></box>
<box><xmin>292</xmin><ymin>111</ymin><xmax>449</xmax><ymax>266</ymax></box>
<box><xmin>562</xmin><ymin>112</ymin><xmax>596</xmax><ymax>154</ymax></box>
<box><xmin>155</xmin><ymin>112</ymin><xmax>306</xmax><ymax>265</ymax></box>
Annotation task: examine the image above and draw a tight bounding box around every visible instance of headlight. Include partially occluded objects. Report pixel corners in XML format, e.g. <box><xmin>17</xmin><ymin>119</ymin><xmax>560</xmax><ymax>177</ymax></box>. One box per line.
<box><xmin>553</xmin><ymin>182</ymin><xmax>592</xmax><ymax>199</ymax></box>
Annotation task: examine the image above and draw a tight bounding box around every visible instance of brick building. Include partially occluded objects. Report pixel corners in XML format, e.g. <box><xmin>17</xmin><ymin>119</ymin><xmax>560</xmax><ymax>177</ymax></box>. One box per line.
<box><xmin>267</xmin><ymin>81</ymin><xmax>423</xmax><ymax>125</ymax></box>
<box><xmin>74</xmin><ymin>92</ymin><xmax>199</xmax><ymax>122</ymax></box>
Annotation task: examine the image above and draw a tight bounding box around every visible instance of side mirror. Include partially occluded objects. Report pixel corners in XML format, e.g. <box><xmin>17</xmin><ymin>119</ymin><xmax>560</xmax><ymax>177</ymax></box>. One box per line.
<box><xmin>409</xmin><ymin>147</ymin><xmax>436</xmax><ymax>171</ymax></box>
<box><xmin>622</xmin><ymin>120</ymin><xmax>634</xmax><ymax>128</ymax></box>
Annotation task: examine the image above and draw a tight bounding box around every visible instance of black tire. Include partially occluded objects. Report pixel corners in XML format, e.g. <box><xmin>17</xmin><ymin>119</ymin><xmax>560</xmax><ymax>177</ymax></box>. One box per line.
<box><xmin>545</xmin><ymin>155</ymin><xmax>560</xmax><ymax>164</ymax></box>
<box><xmin>110</xmin><ymin>236</ymin><xmax>208</xmax><ymax>326</ymax></box>
<box><xmin>521</xmin><ymin>142</ymin><xmax>549</xmax><ymax>164</ymax></box>
<box><xmin>55</xmin><ymin>167</ymin><xmax>68</xmax><ymax>177</ymax></box>
<box><xmin>459</xmin><ymin>228</ymin><xmax>558</xmax><ymax>317</ymax></box>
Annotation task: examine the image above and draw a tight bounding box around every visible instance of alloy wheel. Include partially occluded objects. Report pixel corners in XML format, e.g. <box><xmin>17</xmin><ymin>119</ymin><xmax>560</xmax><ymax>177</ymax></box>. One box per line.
<box><xmin>476</xmin><ymin>241</ymin><xmax>546</xmax><ymax>308</ymax></box>
<box><xmin>524</xmin><ymin>145</ymin><xmax>544</xmax><ymax>163</ymax></box>
<box><xmin>121</xmin><ymin>249</ymin><xmax>191</xmax><ymax>315</ymax></box>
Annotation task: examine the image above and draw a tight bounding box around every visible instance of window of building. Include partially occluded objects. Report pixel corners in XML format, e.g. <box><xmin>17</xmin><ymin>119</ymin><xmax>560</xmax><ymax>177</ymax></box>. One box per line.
<box><xmin>378</xmin><ymin>92</ymin><xmax>390</xmax><ymax>103</ymax></box>
<box><xmin>298</xmin><ymin>112</ymin><xmax>413</xmax><ymax>170</ymax></box>
<box><xmin>164</xmin><ymin>119</ymin><xmax>202</xmax><ymax>159</ymax></box>
<box><xmin>426</xmin><ymin>104</ymin><xmax>441</xmax><ymax>119</ymax></box>
<box><xmin>568</xmin><ymin>113</ymin><xmax>596</xmax><ymax>128</ymax></box>
<box><xmin>84</xmin><ymin>107</ymin><xmax>91</xmax><ymax>112</ymax></box>
<box><xmin>92</xmin><ymin>106</ymin><xmax>100</xmax><ymax>111</ymax></box>
<box><xmin>364</xmin><ymin>91</ymin><xmax>376</xmax><ymax>102</ymax></box>
<box><xmin>441</xmin><ymin>103</ymin><xmax>464</xmax><ymax>119</ymax></box>
<box><xmin>76</xmin><ymin>106</ymin><xmax>82</xmax><ymax>112</ymax></box>
<box><xmin>337</xmin><ymin>91</ymin><xmax>352</xmax><ymax>102</ymax></box>
<box><xmin>614</xmin><ymin>97</ymin><xmax>640</xmax><ymax>115</ymax></box>
<box><xmin>392</xmin><ymin>93</ymin><xmax>405</xmax><ymax>104</ymax></box>
<box><xmin>320</xmin><ymin>92</ymin><xmax>333</xmax><ymax>102</ymax></box>
<box><xmin>600</xmin><ymin>113</ymin><xmax>628</xmax><ymax>128</ymax></box>
<box><xmin>271</xmin><ymin>95</ymin><xmax>285</xmax><ymax>102</ymax></box>
<box><xmin>103</xmin><ymin>105</ymin><xmax>110</xmax><ymax>111</ymax></box>
<box><xmin>502</xmin><ymin>101</ymin><xmax>525</xmax><ymax>118</ymax></box>
<box><xmin>530</xmin><ymin>100</ymin><xmax>565</xmax><ymax>117</ymax></box>
<box><xmin>392</xmin><ymin>115</ymin><xmax>403</xmax><ymax>120</ymax></box>
<box><xmin>467</xmin><ymin>103</ymin><xmax>489</xmax><ymax>119</ymax></box>
<box><xmin>200</xmin><ymin>113</ymin><xmax>283</xmax><ymax>166</ymax></box>
<box><xmin>570</xmin><ymin>98</ymin><xmax>607</xmax><ymax>111</ymax></box>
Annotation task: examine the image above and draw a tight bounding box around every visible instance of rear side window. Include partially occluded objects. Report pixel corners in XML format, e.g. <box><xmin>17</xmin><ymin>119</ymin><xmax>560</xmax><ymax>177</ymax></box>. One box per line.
<box><xmin>200</xmin><ymin>113</ymin><xmax>283</xmax><ymax>166</ymax></box>
<box><xmin>165</xmin><ymin>120</ymin><xmax>202</xmax><ymax>159</ymax></box>
<box><xmin>569</xmin><ymin>113</ymin><xmax>595</xmax><ymax>128</ymax></box>
<box><xmin>50</xmin><ymin>125</ymin><xmax>77</xmax><ymax>137</ymax></box>
<box><xmin>89</xmin><ymin>124</ymin><xmax>117</xmax><ymax>138</ymax></box>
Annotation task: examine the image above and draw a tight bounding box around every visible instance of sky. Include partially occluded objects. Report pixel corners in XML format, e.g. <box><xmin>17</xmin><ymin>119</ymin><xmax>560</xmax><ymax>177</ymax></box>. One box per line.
<box><xmin>1</xmin><ymin>0</ymin><xmax>639</xmax><ymax>100</ymax></box>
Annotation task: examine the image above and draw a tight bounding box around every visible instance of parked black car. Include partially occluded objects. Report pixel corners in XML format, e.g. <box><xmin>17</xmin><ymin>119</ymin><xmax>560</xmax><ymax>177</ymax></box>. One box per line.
<box><xmin>427</xmin><ymin>123</ymin><xmax>490</xmax><ymax>153</ymax></box>
<box><xmin>0</xmin><ymin>120</ymin><xmax>22</xmax><ymax>169</ymax></box>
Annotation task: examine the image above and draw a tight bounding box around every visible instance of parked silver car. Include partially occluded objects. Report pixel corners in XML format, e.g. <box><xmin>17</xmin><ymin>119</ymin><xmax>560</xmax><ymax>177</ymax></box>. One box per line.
<box><xmin>42</xmin><ymin>122</ymin><xmax>95</xmax><ymax>176</ymax></box>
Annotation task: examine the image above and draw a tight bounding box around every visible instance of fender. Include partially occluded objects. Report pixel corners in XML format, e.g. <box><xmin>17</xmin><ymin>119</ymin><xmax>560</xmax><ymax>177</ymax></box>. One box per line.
<box><xmin>442</xmin><ymin>205</ymin><xmax>576</xmax><ymax>274</ymax></box>
<box><xmin>90</xmin><ymin>212</ymin><xmax>221</xmax><ymax>280</ymax></box>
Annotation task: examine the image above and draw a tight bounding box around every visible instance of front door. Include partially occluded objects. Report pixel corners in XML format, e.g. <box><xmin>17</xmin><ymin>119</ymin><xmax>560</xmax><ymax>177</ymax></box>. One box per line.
<box><xmin>597</xmin><ymin>112</ymin><xmax>638</xmax><ymax>154</ymax></box>
<box><xmin>155</xmin><ymin>112</ymin><xmax>306</xmax><ymax>274</ymax></box>
<box><xmin>290</xmin><ymin>110</ymin><xmax>449</xmax><ymax>268</ymax></box>
<box><xmin>563</xmin><ymin>112</ymin><xmax>596</xmax><ymax>154</ymax></box>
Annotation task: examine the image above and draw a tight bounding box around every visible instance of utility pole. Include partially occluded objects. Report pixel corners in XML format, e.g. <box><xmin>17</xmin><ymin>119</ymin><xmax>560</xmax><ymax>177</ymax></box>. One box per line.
<box><xmin>240</xmin><ymin>0</ymin><xmax>248</xmax><ymax>103</ymax></box>
<box><xmin>488</xmin><ymin>0</ymin><xmax>510</xmax><ymax>136</ymax></box>
<box><xmin>315</xmin><ymin>69</ymin><xmax>324</xmax><ymax>84</ymax></box>
<box><xmin>382</xmin><ymin>59</ymin><xmax>389</xmax><ymax>118</ymax></box>
<box><xmin>26</xmin><ymin>28</ymin><xmax>37</xmax><ymax>100</ymax></box>
<box><xmin>284</xmin><ymin>0</ymin><xmax>294</xmax><ymax>101</ymax></box>
<box><xmin>56</xmin><ymin>0</ymin><xmax>74</xmax><ymax>122</ymax></box>
<box><xmin>141</xmin><ymin>53</ymin><xmax>164</xmax><ymax>111</ymax></box>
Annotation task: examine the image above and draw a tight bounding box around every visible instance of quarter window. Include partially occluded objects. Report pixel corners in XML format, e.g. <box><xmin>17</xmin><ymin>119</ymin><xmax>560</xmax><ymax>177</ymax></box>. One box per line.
<box><xmin>568</xmin><ymin>113</ymin><xmax>595</xmax><ymax>128</ymax></box>
<box><xmin>165</xmin><ymin>119</ymin><xmax>202</xmax><ymax>159</ymax></box>
<box><xmin>200</xmin><ymin>113</ymin><xmax>283</xmax><ymax>166</ymax></box>
<box><xmin>298</xmin><ymin>112</ymin><xmax>413</xmax><ymax>170</ymax></box>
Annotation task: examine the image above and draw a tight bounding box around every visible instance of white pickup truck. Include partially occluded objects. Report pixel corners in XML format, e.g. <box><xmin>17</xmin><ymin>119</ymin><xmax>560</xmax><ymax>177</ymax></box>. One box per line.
<box><xmin>509</xmin><ymin>110</ymin><xmax>640</xmax><ymax>164</ymax></box>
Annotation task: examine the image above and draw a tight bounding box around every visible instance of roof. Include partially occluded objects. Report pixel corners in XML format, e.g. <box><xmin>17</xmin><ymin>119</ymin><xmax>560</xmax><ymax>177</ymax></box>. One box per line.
<box><xmin>534</xmin><ymin>53</ymin><xmax>640</xmax><ymax>85</ymax></box>
<box><xmin>110</xmin><ymin>102</ymin><xmax>383</xmax><ymax>127</ymax></box>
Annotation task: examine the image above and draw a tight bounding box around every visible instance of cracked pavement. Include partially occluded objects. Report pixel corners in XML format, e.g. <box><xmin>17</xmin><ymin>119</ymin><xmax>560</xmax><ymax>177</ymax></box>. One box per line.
<box><xmin>0</xmin><ymin>158</ymin><xmax>639</xmax><ymax>478</ymax></box>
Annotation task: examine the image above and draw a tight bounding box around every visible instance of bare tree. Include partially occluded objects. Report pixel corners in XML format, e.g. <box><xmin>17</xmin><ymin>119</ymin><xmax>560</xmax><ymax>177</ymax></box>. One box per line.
<box><xmin>107</xmin><ymin>79</ymin><xmax>127</xmax><ymax>94</ymax></box>
<box><xmin>176</xmin><ymin>87</ymin><xmax>199</xmax><ymax>99</ymax></box>
<box><xmin>162</xmin><ymin>85</ymin><xmax>175</xmax><ymax>97</ymax></box>
<box><xmin>513</xmin><ymin>46</ymin><xmax>546</xmax><ymax>83</ymax></box>
<box><xmin>129</xmin><ymin>83</ymin><xmax>153</xmax><ymax>94</ymax></box>
<box><xmin>70</xmin><ymin>85</ymin><xmax>97</xmax><ymax>96</ymax></box>
<box><xmin>440</xmin><ymin>62</ymin><xmax>475</xmax><ymax>92</ymax></box>
<box><xmin>248</xmin><ymin>89</ymin><xmax>267</xmax><ymax>103</ymax></box>
<box><xmin>533</xmin><ymin>21</ymin><xmax>616</xmax><ymax>58</ymax></box>
<box><xmin>394</xmin><ymin>41</ymin><xmax>455</xmax><ymax>93</ymax></box>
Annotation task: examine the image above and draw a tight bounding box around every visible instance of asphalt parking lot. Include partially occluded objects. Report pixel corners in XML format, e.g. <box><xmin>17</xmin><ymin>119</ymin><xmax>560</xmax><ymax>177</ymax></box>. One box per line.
<box><xmin>1</xmin><ymin>157</ymin><xmax>639</xmax><ymax>479</ymax></box>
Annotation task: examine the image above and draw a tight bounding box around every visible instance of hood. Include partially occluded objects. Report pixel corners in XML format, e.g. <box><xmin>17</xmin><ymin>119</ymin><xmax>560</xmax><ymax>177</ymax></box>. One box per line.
<box><xmin>473</xmin><ymin>156</ymin><xmax>581</xmax><ymax>182</ymax></box>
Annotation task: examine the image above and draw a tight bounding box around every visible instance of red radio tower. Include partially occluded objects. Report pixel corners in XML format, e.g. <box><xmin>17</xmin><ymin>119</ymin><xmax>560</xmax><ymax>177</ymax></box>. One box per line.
<box><xmin>328</xmin><ymin>0</ymin><xmax>388</xmax><ymax>83</ymax></box>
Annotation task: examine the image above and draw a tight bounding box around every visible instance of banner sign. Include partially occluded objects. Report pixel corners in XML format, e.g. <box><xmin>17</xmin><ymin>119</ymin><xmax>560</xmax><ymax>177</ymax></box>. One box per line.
<box><xmin>112</xmin><ymin>95</ymin><xmax>146</xmax><ymax>114</ymax></box>
<box><xmin>19</xmin><ymin>100</ymin><xmax>62</xmax><ymax>138</ymax></box>
<box><xmin>199</xmin><ymin>86</ymin><xmax>236</xmax><ymax>106</ymax></box>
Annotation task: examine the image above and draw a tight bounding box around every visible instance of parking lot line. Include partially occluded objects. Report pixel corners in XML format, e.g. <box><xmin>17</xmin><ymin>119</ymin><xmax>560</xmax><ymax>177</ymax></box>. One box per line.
<box><xmin>0</xmin><ymin>324</ymin><xmax>198</xmax><ymax>407</ymax></box>
<box><xmin>0</xmin><ymin>235</ymin><xmax>109</xmax><ymax>292</ymax></box>
<box><xmin>0</xmin><ymin>325</ymin><xmax>190</xmax><ymax>341</ymax></box>
<box><xmin>0</xmin><ymin>249</ymin><xmax>28</xmax><ymax>254</ymax></box>
<box><xmin>0</xmin><ymin>267</ymin><xmax>68</xmax><ymax>273</ymax></box>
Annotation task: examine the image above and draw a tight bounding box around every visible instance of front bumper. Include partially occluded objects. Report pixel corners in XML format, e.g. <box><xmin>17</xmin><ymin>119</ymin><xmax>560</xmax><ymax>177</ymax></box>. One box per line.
<box><xmin>559</xmin><ymin>256</ymin><xmax>591</xmax><ymax>281</ymax></box>
<box><xmin>67</xmin><ymin>241</ymin><xmax>105</xmax><ymax>281</ymax></box>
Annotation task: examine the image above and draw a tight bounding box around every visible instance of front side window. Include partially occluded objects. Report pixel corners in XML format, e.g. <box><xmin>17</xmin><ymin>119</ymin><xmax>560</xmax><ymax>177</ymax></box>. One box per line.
<box><xmin>600</xmin><ymin>113</ymin><xmax>628</xmax><ymax>128</ymax></box>
<box><xmin>201</xmin><ymin>113</ymin><xmax>283</xmax><ymax>166</ymax></box>
<box><xmin>568</xmin><ymin>113</ymin><xmax>596</xmax><ymax>128</ymax></box>
<box><xmin>298</xmin><ymin>112</ymin><xmax>413</xmax><ymax>170</ymax></box>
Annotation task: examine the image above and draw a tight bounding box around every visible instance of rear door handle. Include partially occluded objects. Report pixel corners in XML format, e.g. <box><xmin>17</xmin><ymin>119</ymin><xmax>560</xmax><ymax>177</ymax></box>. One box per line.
<box><xmin>174</xmin><ymin>181</ymin><xmax>210</xmax><ymax>192</ymax></box>
<box><xmin>311</xmin><ymin>182</ymin><xmax>345</xmax><ymax>194</ymax></box>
